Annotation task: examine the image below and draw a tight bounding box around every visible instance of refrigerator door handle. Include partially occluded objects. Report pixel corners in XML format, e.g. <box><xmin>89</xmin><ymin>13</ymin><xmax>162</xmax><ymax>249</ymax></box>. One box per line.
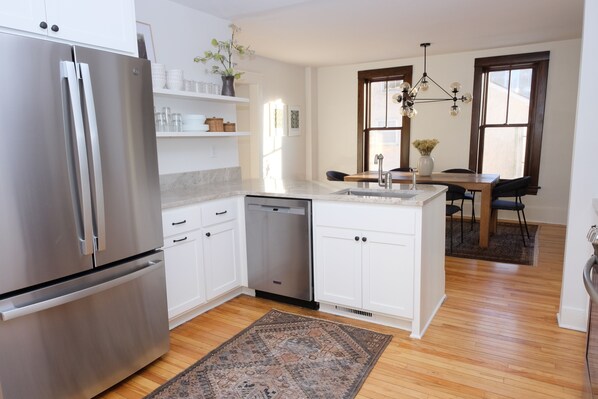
<box><xmin>0</xmin><ymin>260</ymin><xmax>162</xmax><ymax>321</ymax></box>
<box><xmin>61</xmin><ymin>61</ymin><xmax>94</xmax><ymax>256</ymax></box>
<box><xmin>79</xmin><ymin>62</ymin><xmax>106</xmax><ymax>252</ymax></box>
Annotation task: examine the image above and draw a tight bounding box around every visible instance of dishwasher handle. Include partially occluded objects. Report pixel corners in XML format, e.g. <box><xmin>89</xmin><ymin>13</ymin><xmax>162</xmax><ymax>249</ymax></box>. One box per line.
<box><xmin>247</xmin><ymin>203</ymin><xmax>306</xmax><ymax>216</ymax></box>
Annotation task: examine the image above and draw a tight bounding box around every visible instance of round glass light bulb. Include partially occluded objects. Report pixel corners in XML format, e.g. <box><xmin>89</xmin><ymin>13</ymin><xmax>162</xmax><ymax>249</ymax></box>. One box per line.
<box><xmin>420</xmin><ymin>80</ymin><xmax>429</xmax><ymax>91</ymax></box>
<box><xmin>399</xmin><ymin>81</ymin><xmax>411</xmax><ymax>91</ymax></box>
<box><xmin>392</xmin><ymin>93</ymin><xmax>403</xmax><ymax>103</ymax></box>
<box><xmin>409</xmin><ymin>86</ymin><xmax>419</xmax><ymax>96</ymax></box>
<box><xmin>450</xmin><ymin>81</ymin><xmax>462</xmax><ymax>92</ymax></box>
<box><xmin>400</xmin><ymin>106</ymin><xmax>410</xmax><ymax>117</ymax></box>
<box><xmin>408</xmin><ymin>108</ymin><xmax>418</xmax><ymax>118</ymax></box>
<box><xmin>450</xmin><ymin>105</ymin><xmax>460</xmax><ymax>116</ymax></box>
<box><xmin>462</xmin><ymin>92</ymin><xmax>473</xmax><ymax>104</ymax></box>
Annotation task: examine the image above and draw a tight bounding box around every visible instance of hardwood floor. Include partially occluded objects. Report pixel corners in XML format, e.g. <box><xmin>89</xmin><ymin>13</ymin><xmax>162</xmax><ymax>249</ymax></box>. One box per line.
<box><xmin>98</xmin><ymin>223</ymin><xmax>588</xmax><ymax>398</ymax></box>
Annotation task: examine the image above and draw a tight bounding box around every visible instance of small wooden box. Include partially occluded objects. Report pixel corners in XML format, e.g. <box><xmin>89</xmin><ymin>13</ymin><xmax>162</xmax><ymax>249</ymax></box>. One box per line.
<box><xmin>223</xmin><ymin>122</ymin><xmax>236</xmax><ymax>132</ymax></box>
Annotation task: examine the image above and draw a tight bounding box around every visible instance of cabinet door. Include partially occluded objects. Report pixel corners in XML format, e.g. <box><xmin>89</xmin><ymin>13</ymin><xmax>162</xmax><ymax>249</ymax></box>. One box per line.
<box><xmin>0</xmin><ymin>0</ymin><xmax>47</xmax><ymax>36</ymax></box>
<box><xmin>362</xmin><ymin>232</ymin><xmax>414</xmax><ymax>318</ymax></box>
<box><xmin>44</xmin><ymin>0</ymin><xmax>137</xmax><ymax>53</ymax></box>
<box><xmin>314</xmin><ymin>226</ymin><xmax>362</xmax><ymax>308</ymax></box>
<box><xmin>162</xmin><ymin>231</ymin><xmax>206</xmax><ymax>319</ymax></box>
<box><xmin>203</xmin><ymin>220</ymin><xmax>241</xmax><ymax>301</ymax></box>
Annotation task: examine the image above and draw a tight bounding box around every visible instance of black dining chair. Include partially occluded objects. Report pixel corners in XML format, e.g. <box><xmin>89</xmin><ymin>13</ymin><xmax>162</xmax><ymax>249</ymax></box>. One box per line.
<box><xmin>444</xmin><ymin>184</ymin><xmax>466</xmax><ymax>253</ymax></box>
<box><xmin>420</xmin><ymin>182</ymin><xmax>464</xmax><ymax>253</ymax></box>
<box><xmin>491</xmin><ymin>176</ymin><xmax>531</xmax><ymax>246</ymax></box>
<box><xmin>326</xmin><ymin>170</ymin><xmax>349</xmax><ymax>181</ymax></box>
<box><xmin>390</xmin><ymin>167</ymin><xmax>413</xmax><ymax>172</ymax></box>
<box><xmin>442</xmin><ymin>168</ymin><xmax>476</xmax><ymax>229</ymax></box>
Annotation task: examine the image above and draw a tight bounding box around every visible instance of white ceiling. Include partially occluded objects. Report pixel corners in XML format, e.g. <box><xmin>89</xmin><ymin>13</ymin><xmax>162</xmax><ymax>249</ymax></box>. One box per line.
<box><xmin>171</xmin><ymin>0</ymin><xmax>584</xmax><ymax>67</ymax></box>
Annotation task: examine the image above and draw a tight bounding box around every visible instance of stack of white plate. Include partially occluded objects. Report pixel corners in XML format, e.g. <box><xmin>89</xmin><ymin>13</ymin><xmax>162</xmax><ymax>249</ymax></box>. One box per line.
<box><xmin>151</xmin><ymin>63</ymin><xmax>166</xmax><ymax>89</ymax></box>
<box><xmin>182</xmin><ymin>114</ymin><xmax>209</xmax><ymax>132</ymax></box>
<box><xmin>166</xmin><ymin>69</ymin><xmax>184</xmax><ymax>91</ymax></box>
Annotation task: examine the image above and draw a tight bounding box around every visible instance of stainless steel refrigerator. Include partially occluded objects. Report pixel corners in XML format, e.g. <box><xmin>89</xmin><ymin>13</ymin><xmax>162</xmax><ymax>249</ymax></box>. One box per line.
<box><xmin>0</xmin><ymin>32</ymin><xmax>169</xmax><ymax>398</ymax></box>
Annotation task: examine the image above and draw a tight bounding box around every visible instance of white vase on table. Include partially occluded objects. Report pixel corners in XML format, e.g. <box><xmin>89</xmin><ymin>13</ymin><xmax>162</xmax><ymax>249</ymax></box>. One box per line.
<box><xmin>418</xmin><ymin>155</ymin><xmax>434</xmax><ymax>176</ymax></box>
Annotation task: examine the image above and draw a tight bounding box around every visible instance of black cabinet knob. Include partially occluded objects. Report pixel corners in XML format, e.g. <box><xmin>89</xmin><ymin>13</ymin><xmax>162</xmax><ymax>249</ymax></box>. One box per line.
<box><xmin>205</xmin><ymin>232</ymin><xmax>211</xmax><ymax>237</ymax></box>
<box><xmin>51</xmin><ymin>25</ymin><xmax>59</xmax><ymax>32</ymax></box>
<box><xmin>362</xmin><ymin>237</ymin><xmax>367</xmax><ymax>242</ymax></box>
<box><xmin>354</xmin><ymin>236</ymin><xmax>359</xmax><ymax>241</ymax></box>
<box><xmin>39</xmin><ymin>21</ymin><xmax>48</xmax><ymax>29</ymax></box>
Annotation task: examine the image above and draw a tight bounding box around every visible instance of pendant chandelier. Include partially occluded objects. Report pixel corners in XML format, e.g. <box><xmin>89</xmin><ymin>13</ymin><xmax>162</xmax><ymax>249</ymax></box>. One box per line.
<box><xmin>392</xmin><ymin>43</ymin><xmax>472</xmax><ymax>118</ymax></box>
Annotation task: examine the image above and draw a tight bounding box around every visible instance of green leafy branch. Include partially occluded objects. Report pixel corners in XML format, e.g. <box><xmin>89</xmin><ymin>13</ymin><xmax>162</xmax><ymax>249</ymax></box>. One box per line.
<box><xmin>193</xmin><ymin>24</ymin><xmax>254</xmax><ymax>79</ymax></box>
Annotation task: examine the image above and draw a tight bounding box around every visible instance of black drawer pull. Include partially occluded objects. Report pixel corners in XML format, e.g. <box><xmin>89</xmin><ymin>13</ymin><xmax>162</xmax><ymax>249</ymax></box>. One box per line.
<box><xmin>273</xmin><ymin>280</ymin><xmax>282</xmax><ymax>285</ymax></box>
<box><xmin>205</xmin><ymin>232</ymin><xmax>211</xmax><ymax>237</ymax></box>
<box><xmin>215</xmin><ymin>210</ymin><xmax>227</xmax><ymax>215</ymax></box>
<box><xmin>362</xmin><ymin>237</ymin><xmax>367</xmax><ymax>242</ymax></box>
<box><xmin>173</xmin><ymin>236</ymin><xmax>187</xmax><ymax>243</ymax></box>
<box><xmin>51</xmin><ymin>24</ymin><xmax>59</xmax><ymax>32</ymax></box>
<box><xmin>171</xmin><ymin>219</ymin><xmax>187</xmax><ymax>225</ymax></box>
<box><xmin>354</xmin><ymin>236</ymin><xmax>359</xmax><ymax>241</ymax></box>
<box><xmin>39</xmin><ymin>21</ymin><xmax>48</xmax><ymax>29</ymax></box>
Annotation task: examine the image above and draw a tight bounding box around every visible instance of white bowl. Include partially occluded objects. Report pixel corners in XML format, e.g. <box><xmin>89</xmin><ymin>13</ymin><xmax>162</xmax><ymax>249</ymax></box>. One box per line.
<box><xmin>183</xmin><ymin>114</ymin><xmax>206</xmax><ymax>123</ymax></box>
<box><xmin>183</xmin><ymin>122</ymin><xmax>209</xmax><ymax>132</ymax></box>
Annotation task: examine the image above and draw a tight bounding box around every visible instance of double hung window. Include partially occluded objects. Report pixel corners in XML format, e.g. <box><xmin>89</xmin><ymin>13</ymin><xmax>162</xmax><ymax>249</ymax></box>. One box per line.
<box><xmin>469</xmin><ymin>52</ymin><xmax>549</xmax><ymax>193</ymax></box>
<box><xmin>357</xmin><ymin>66</ymin><xmax>412</xmax><ymax>172</ymax></box>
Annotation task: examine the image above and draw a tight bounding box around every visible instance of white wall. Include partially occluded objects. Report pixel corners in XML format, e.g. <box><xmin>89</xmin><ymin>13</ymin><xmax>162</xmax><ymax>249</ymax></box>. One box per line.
<box><xmin>135</xmin><ymin>0</ymin><xmax>238</xmax><ymax>174</ymax></box>
<box><xmin>136</xmin><ymin>0</ymin><xmax>305</xmax><ymax>177</ymax></box>
<box><xmin>558</xmin><ymin>1</ymin><xmax>598</xmax><ymax>332</ymax></box>
<box><xmin>236</xmin><ymin>56</ymin><xmax>307</xmax><ymax>180</ymax></box>
<box><xmin>317</xmin><ymin>39</ymin><xmax>581</xmax><ymax>225</ymax></box>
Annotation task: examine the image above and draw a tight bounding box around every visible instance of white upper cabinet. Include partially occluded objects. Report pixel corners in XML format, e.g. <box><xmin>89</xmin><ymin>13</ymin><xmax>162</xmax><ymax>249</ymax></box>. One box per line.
<box><xmin>0</xmin><ymin>0</ymin><xmax>47</xmax><ymax>35</ymax></box>
<box><xmin>0</xmin><ymin>0</ymin><xmax>137</xmax><ymax>54</ymax></box>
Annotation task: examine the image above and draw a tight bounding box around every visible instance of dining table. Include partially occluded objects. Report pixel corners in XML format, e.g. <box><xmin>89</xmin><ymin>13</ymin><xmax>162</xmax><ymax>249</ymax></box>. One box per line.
<box><xmin>344</xmin><ymin>171</ymin><xmax>500</xmax><ymax>248</ymax></box>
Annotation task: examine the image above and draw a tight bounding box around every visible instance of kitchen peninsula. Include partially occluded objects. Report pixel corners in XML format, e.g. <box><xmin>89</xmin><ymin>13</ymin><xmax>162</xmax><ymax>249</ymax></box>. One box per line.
<box><xmin>160</xmin><ymin>176</ymin><xmax>447</xmax><ymax>338</ymax></box>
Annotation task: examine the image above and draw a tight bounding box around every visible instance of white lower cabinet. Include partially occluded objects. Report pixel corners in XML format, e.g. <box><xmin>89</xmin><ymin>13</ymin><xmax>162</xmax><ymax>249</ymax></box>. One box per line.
<box><xmin>315</xmin><ymin>225</ymin><xmax>414</xmax><ymax>319</ymax></box>
<box><xmin>314</xmin><ymin>227</ymin><xmax>362</xmax><ymax>308</ymax></box>
<box><xmin>312</xmin><ymin>198</ymin><xmax>448</xmax><ymax>339</ymax></box>
<box><xmin>163</xmin><ymin>230</ymin><xmax>206</xmax><ymax>317</ymax></box>
<box><xmin>362</xmin><ymin>231</ymin><xmax>414</xmax><ymax>318</ymax></box>
<box><xmin>161</xmin><ymin>197</ymin><xmax>243</xmax><ymax>321</ymax></box>
<box><xmin>203</xmin><ymin>220</ymin><xmax>241</xmax><ymax>301</ymax></box>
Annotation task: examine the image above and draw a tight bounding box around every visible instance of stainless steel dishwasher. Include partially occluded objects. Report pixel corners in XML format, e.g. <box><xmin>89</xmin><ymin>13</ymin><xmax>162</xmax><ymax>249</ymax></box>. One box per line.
<box><xmin>245</xmin><ymin>196</ymin><xmax>317</xmax><ymax>308</ymax></box>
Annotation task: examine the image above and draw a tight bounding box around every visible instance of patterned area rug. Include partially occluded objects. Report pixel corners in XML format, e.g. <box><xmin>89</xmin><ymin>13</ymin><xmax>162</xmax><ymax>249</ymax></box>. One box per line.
<box><xmin>445</xmin><ymin>220</ymin><xmax>539</xmax><ymax>265</ymax></box>
<box><xmin>146</xmin><ymin>309</ymin><xmax>392</xmax><ymax>399</ymax></box>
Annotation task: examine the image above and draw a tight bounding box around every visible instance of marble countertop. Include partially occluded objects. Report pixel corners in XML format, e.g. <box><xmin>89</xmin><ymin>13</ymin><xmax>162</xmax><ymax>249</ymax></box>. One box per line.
<box><xmin>161</xmin><ymin>178</ymin><xmax>447</xmax><ymax>209</ymax></box>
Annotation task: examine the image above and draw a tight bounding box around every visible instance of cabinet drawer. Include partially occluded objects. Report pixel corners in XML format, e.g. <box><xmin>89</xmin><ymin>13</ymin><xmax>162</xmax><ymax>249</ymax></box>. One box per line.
<box><xmin>201</xmin><ymin>198</ymin><xmax>237</xmax><ymax>227</ymax></box>
<box><xmin>162</xmin><ymin>204</ymin><xmax>202</xmax><ymax>238</ymax></box>
<box><xmin>314</xmin><ymin>201</ymin><xmax>416</xmax><ymax>235</ymax></box>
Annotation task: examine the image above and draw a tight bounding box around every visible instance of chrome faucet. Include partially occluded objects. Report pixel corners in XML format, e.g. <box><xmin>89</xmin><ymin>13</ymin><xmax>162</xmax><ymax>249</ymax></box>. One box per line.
<box><xmin>374</xmin><ymin>154</ymin><xmax>384</xmax><ymax>186</ymax></box>
<box><xmin>374</xmin><ymin>154</ymin><xmax>392</xmax><ymax>189</ymax></box>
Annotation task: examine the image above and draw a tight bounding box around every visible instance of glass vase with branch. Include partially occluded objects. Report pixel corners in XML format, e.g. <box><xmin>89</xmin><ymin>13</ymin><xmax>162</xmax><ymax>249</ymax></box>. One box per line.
<box><xmin>194</xmin><ymin>24</ymin><xmax>254</xmax><ymax>96</ymax></box>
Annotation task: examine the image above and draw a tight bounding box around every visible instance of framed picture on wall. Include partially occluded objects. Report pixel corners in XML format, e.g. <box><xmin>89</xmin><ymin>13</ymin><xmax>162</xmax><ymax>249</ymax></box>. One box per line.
<box><xmin>269</xmin><ymin>101</ymin><xmax>287</xmax><ymax>136</ymax></box>
<box><xmin>136</xmin><ymin>21</ymin><xmax>156</xmax><ymax>63</ymax></box>
<box><xmin>288</xmin><ymin>105</ymin><xmax>300</xmax><ymax>136</ymax></box>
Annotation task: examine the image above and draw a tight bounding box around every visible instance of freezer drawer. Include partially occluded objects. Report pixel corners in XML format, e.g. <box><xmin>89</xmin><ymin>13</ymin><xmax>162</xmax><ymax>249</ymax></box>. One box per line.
<box><xmin>0</xmin><ymin>252</ymin><xmax>169</xmax><ymax>399</ymax></box>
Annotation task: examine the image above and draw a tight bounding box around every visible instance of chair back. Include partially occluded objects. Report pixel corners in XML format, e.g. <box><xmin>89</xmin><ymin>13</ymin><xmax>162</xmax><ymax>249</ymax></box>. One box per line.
<box><xmin>442</xmin><ymin>168</ymin><xmax>475</xmax><ymax>174</ymax></box>
<box><xmin>492</xmin><ymin>176</ymin><xmax>531</xmax><ymax>199</ymax></box>
<box><xmin>326</xmin><ymin>170</ymin><xmax>349</xmax><ymax>181</ymax></box>
<box><xmin>390</xmin><ymin>167</ymin><xmax>413</xmax><ymax>172</ymax></box>
<box><xmin>445</xmin><ymin>183</ymin><xmax>467</xmax><ymax>201</ymax></box>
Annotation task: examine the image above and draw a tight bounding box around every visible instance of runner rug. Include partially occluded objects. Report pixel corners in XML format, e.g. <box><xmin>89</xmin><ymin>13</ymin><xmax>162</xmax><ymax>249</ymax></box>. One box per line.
<box><xmin>145</xmin><ymin>309</ymin><xmax>392</xmax><ymax>399</ymax></box>
<box><xmin>446</xmin><ymin>221</ymin><xmax>539</xmax><ymax>265</ymax></box>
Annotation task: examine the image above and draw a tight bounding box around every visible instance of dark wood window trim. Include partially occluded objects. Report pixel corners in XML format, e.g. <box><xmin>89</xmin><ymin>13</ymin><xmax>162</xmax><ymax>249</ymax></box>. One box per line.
<box><xmin>468</xmin><ymin>51</ymin><xmax>549</xmax><ymax>195</ymax></box>
<box><xmin>357</xmin><ymin>66</ymin><xmax>413</xmax><ymax>172</ymax></box>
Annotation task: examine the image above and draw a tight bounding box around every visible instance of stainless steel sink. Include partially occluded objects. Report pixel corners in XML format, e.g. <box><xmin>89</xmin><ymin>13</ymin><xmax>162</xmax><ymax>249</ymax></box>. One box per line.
<box><xmin>332</xmin><ymin>188</ymin><xmax>418</xmax><ymax>199</ymax></box>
